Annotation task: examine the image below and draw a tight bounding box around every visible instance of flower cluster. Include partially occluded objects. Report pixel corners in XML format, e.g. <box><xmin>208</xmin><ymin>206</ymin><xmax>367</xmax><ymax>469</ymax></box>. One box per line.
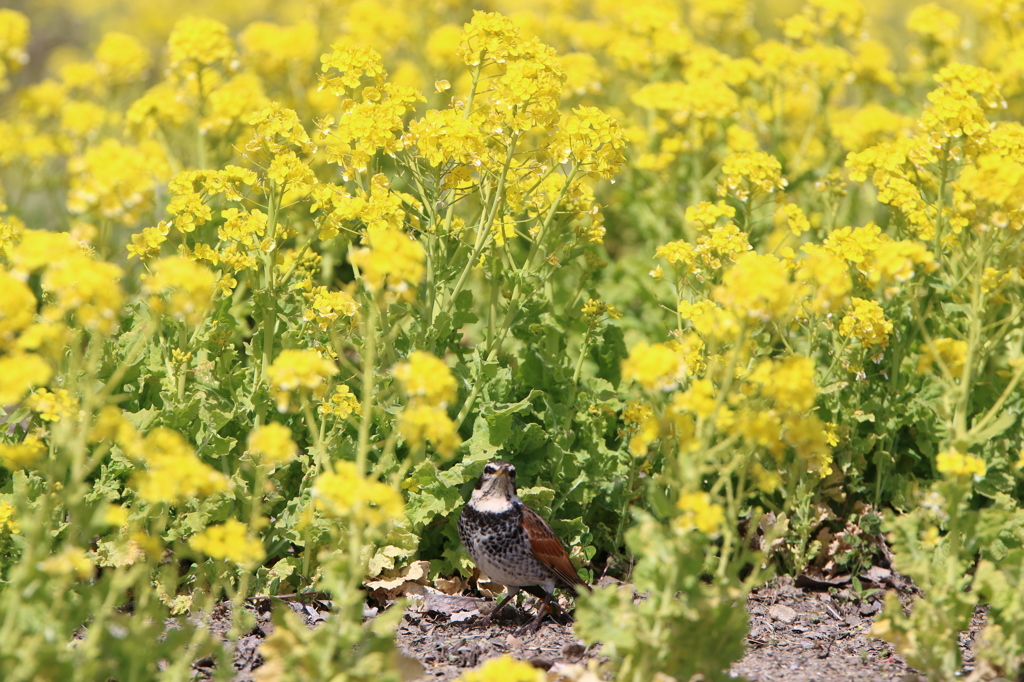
<box><xmin>247</xmin><ymin>423</ymin><xmax>298</xmax><ymax>468</ymax></box>
<box><xmin>394</xmin><ymin>351</ymin><xmax>461</xmax><ymax>457</ymax></box>
<box><xmin>266</xmin><ymin>349</ymin><xmax>338</xmax><ymax>412</ymax></box>
<box><xmin>189</xmin><ymin>519</ymin><xmax>265</xmax><ymax>567</ymax></box>
<box><xmin>313</xmin><ymin>461</ymin><xmax>404</xmax><ymax>527</ymax></box>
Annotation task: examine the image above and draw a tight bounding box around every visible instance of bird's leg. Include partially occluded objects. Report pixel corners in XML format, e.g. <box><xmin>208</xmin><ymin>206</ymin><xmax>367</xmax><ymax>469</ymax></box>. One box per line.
<box><xmin>516</xmin><ymin>590</ymin><xmax>552</xmax><ymax>634</ymax></box>
<box><xmin>478</xmin><ymin>587</ymin><xmax>520</xmax><ymax>625</ymax></box>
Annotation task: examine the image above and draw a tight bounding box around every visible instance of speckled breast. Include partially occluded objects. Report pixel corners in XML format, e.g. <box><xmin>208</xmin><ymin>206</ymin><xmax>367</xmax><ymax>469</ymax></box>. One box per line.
<box><xmin>459</xmin><ymin>502</ymin><xmax>554</xmax><ymax>588</ymax></box>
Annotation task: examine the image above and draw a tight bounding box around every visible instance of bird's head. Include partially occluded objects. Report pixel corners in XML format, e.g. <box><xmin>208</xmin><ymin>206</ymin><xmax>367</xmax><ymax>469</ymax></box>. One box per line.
<box><xmin>468</xmin><ymin>460</ymin><xmax>518</xmax><ymax>512</ymax></box>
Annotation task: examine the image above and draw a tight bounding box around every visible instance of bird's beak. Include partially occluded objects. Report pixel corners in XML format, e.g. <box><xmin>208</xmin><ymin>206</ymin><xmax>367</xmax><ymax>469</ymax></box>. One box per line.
<box><xmin>494</xmin><ymin>468</ymin><xmax>509</xmax><ymax>477</ymax></box>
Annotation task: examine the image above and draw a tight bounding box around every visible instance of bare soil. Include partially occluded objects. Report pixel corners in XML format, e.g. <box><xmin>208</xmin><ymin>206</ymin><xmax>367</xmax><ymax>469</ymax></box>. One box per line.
<box><xmin>200</xmin><ymin>577</ymin><xmax>986</xmax><ymax>681</ymax></box>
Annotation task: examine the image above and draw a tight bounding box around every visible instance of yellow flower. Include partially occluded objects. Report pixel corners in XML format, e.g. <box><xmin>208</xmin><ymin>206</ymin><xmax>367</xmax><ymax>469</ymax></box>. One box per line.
<box><xmin>89</xmin><ymin>406</ymin><xmax>141</xmax><ymax>449</ymax></box>
<box><xmin>676</xmin><ymin>492</ymin><xmax>725</xmax><ymax>536</ymax></box>
<box><xmin>749</xmin><ymin>356</ymin><xmax>818</xmax><ymax>413</ymax></box>
<box><xmin>393</xmin><ymin>351</ymin><xmax>457</xmax><ymax>407</ymax></box>
<box><xmin>142</xmin><ymin>256</ymin><xmax>216</xmax><ymax>326</ymax></box>
<box><xmin>0</xmin><ymin>271</ymin><xmax>35</xmax><ymax>349</ymax></box>
<box><xmin>313</xmin><ymin>461</ymin><xmax>404</xmax><ymax>525</ymax></box>
<box><xmin>714</xmin><ymin>253</ymin><xmax>800</xmax><ymax>321</ymax></box>
<box><xmin>936</xmin><ymin>448</ymin><xmax>986</xmax><ymax>480</ymax></box>
<box><xmin>240</xmin><ymin>22</ymin><xmax>318</xmax><ymax>77</ymax></box>
<box><xmin>94</xmin><ymin>32</ymin><xmax>151</xmax><ymax>86</ymax></box>
<box><xmin>65</xmin><ymin>139</ymin><xmax>168</xmax><ymax>226</ymax></box>
<box><xmin>167</xmin><ymin>17</ymin><xmax>236</xmax><ymax>73</ymax></box>
<box><xmin>0</xmin><ymin>500</ymin><xmax>18</xmax><ymax>533</ymax></box>
<box><xmin>784</xmin><ymin>414</ymin><xmax>834</xmax><ymax>477</ymax></box>
<box><xmin>406</xmin><ymin>108</ymin><xmax>486</xmax><ymax>168</ymax></box>
<box><xmin>302</xmin><ymin>286</ymin><xmax>358</xmax><ymax>331</ymax></box>
<box><xmin>796</xmin><ymin>249</ymin><xmax>851</xmax><ymax>314</ymax></box>
<box><xmin>0</xmin><ymin>10</ymin><xmax>29</xmax><ymax>91</ymax></box>
<box><xmin>695</xmin><ymin>223</ymin><xmax>752</xmax><ymax>270</ymax></box>
<box><xmin>839</xmin><ymin>298</ymin><xmax>893</xmax><ymax>348</ymax></box>
<box><xmin>775</xmin><ymin>204</ymin><xmax>810</xmax><ymax>236</ymax></box>
<box><xmin>622</xmin><ymin>341</ymin><xmax>683</xmax><ymax>391</ymax></box>
<box><xmin>42</xmin><ymin>253</ymin><xmax>124</xmax><ymax>333</ymax></box>
<box><xmin>917</xmin><ymin>338</ymin><xmax>968</xmax><ymax>378</ymax></box>
<box><xmin>8</xmin><ymin>228</ymin><xmax>82</xmax><ymax>274</ymax></box>
<box><xmin>127</xmin><ymin>222</ymin><xmax>170</xmax><ymax>261</ymax></box>
<box><xmin>318</xmin><ymin>384</ymin><xmax>361</xmax><ymax>419</ymax></box>
<box><xmin>37</xmin><ymin>545</ymin><xmax>93</xmax><ymax>580</ymax></box>
<box><xmin>398</xmin><ymin>404</ymin><xmax>461</xmax><ymax>458</ymax></box>
<box><xmin>319</xmin><ymin>42</ymin><xmax>387</xmax><ymax>93</ymax></box>
<box><xmin>685</xmin><ymin>201</ymin><xmax>736</xmax><ymax>230</ymax></box>
<box><xmin>247</xmin><ymin>423</ymin><xmax>298</xmax><ymax>468</ymax></box>
<box><xmin>655</xmin><ymin>240</ymin><xmax>697</xmax><ymax>272</ymax></box>
<box><xmin>457</xmin><ymin>654</ymin><xmax>546</xmax><ymax>682</ymax></box>
<box><xmin>26</xmin><ymin>388</ymin><xmax>78</xmax><ymax>422</ymax></box>
<box><xmin>190</xmin><ymin>519</ymin><xmax>266</xmax><ymax>567</ymax></box>
<box><xmin>0</xmin><ymin>434</ymin><xmax>46</xmax><ymax>470</ymax></box>
<box><xmin>581</xmin><ymin>298</ymin><xmax>622</xmax><ymax>326</ymax></box>
<box><xmin>0</xmin><ymin>352</ymin><xmax>51</xmax><ymax>405</ymax></box>
<box><xmin>131</xmin><ymin>428</ymin><xmax>229</xmax><ymax>504</ymax></box>
<box><xmin>718</xmin><ymin>151</ymin><xmax>787</xmax><ymax>201</ymax></box>
<box><xmin>266</xmin><ymin>349</ymin><xmax>338</xmax><ymax>412</ymax></box>
<box><xmin>907</xmin><ymin>4</ymin><xmax>961</xmax><ymax>52</ymax></box>
<box><xmin>348</xmin><ymin>228</ymin><xmax>426</xmax><ymax>298</ymax></box>
<box><xmin>490</xmin><ymin>215</ymin><xmax>517</xmax><ymax>247</ymax></box>
<box><xmin>673</xmin><ymin>379</ymin><xmax>717</xmax><ymax>418</ymax></box>
<box><xmin>622</xmin><ymin>401</ymin><xmax>659</xmax><ymax>456</ymax></box>
<box><xmin>549</xmin><ymin>106</ymin><xmax>627</xmax><ymax>180</ymax></box>
<box><xmin>103</xmin><ymin>504</ymin><xmax>129</xmax><ymax>527</ymax></box>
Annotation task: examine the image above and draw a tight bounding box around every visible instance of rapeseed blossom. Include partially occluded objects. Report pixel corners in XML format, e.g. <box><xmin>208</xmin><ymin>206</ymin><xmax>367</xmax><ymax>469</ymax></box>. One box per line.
<box><xmin>37</xmin><ymin>546</ymin><xmax>93</xmax><ymax>580</ymax></box>
<box><xmin>25</xmin><ymin>388</ymin><xmax>78</xmax><ymax>422</ymax></box>
<box><xmin>0</xmin><ymin>9</ymin><xmax>29</xmax><ymax>91</ymax></box>
<box><xmin>622</xmin><ymin>342</ymin><xmax>684</xmax><ymax>391</ymax></box>
<box><xmin>393</xmin><ymin>351</ymin><xmax>457</xmax><ymax>407</ymax></box>
<box><xmin>917</xmin><ymin>338</ymin><xmax>968</xmax><ymax>377</ymax></box>
<box><xmin>167</xmin><ymin>17</ymin><xmax>236</xmax><ymax>74</ymax></box>
<box><xmin>0</xmin><ymin>271</ymin><xmax>34</xmax><ymax>347</ymax></box>
<box><xmin>936</xmin><ymin>448</ymin><xmax>986</xmax><ymax>480</ymax></box>
<box><xmin>313</xmin><ymin>461</ymin><xmax>403</xmax><ymax>525</ymax></box>
<box><xmin>715</xmin><ymin>253</ymin><xmax>800</xmax><ymax>322</ymax></box>
<box><xmin>142</xmin><ymin>256</ymin><xmax>216</xmax><ymax>326</ymax></box>
<box><xmin>348</xmin><ymin>228</ymin><xmax>425</xmax><ymax>298</ymax></box>
<box><xmin>303</xmin><ymin>287</ymin><xmax>358</xmax><ymax>331</ymax></box>
<box><xmin>0</xmin><ymin>434</ymin><xmax>46</xmax><ymax>470</ymax></box>
<box><xmin>266</xmin><ymin>349</ymin><xmax>338</xmax><ymax>412</ymax></box>
<box><xmin>247</xmin><ymin>423</ymin><xmax>298</xmax><ymax>468</ymax></box>
<box><xmin>398</xmin><ymin>404</ymin><xmax>461</xmax><ymax>458</ymax></box>
<box><xmin>42</xmin><ymin>253</ymin><xmax>124</xmax><ymax>333</ymax></box>
<box><xmin>676</xmin><ymin>492</ymin><xmax>725</xmax><ymax>535</ymax></box>
<box><xmin>130</xmin><ymin>428</ymin><xmax>228</xmax><ymax>504</ymax></box>
<box><xmin>0</xmin><ymin>501</ymin><xmax>17</xmax><ymax>533</ymax></box>
<box><xmin>0</xmin><ymin>352</ymin><xmax>51</xmax><ymax>405</ymax></box>
<box><xmin>190</xmin><ymin>519</ymin><xmax>266</xmax><ymax>566</ymax></box>
<box><xmin>718</xmin><ymin>151</ymin><xmax>787</xmax><ymax>201</ymax></box>
<box><xmin>318</xmin><ymin>385</ymin><xmax>361</xmax><ymax>419</ymax></box>
<box><xmin>456</xmin><ymin>654</ymin><xmax>545</xmax><ymax>682</ymax></box>
<box><xmin>839</xmin><ymin>298</ymin><xmax>893</xmax><ymax>348</ymax></box>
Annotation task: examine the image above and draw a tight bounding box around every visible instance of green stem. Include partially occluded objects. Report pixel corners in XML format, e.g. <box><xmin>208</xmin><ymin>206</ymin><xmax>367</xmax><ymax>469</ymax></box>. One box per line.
<box><xmin>259</xmin><ymin>184</ymin><xmax>281</xmax><ymax>384</ymax></box>
<box><xmin>356</xmin><ymin>300</ymin><xmax>378</xmax><ymax>477</ymax></box>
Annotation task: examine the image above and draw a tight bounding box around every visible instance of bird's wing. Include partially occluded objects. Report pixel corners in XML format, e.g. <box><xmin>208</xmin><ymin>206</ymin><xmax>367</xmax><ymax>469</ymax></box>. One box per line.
<box><xmin>519</xmin><ymin>505</ymin><xmax>592</xmax><ymax>592</ymax></box>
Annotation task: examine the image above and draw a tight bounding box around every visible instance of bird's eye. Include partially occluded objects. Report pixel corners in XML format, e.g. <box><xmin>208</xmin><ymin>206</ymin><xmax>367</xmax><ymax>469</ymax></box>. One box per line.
<box><xmin>484</xmin><ymin>463</ymin><xmax>498</xmax><ymax>474</ymax></box>
<box><xmin>508</xmin><ymin>465</ymin><xmax>516</xmax><ymax>475</ymax></box>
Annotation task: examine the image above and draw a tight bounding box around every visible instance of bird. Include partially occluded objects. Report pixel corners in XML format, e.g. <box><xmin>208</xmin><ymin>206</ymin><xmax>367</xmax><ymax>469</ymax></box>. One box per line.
<box><xmin>458</xmin><ymin>460</ymin><xmax>591</xmax><ymax>632</ymax></box>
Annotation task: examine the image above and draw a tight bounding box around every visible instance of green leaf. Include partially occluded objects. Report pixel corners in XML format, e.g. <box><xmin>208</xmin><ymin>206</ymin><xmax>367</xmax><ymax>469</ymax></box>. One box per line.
<box><xmin>592</xmin><ymin>325</ymin><xmax>627</xmax><ymax>387</ymax></box>
<box><xmin>968</xmin><ymin>411</ymin><xmax>1018</xmax><ymax>445</ymax></box>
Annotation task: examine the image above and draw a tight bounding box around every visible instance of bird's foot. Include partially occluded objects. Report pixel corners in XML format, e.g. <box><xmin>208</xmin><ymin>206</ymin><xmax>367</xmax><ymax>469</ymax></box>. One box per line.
<box><xmin>513</xmin><ymin>613</ymin><xmax>546</xmax><ymax>635</ymax></box>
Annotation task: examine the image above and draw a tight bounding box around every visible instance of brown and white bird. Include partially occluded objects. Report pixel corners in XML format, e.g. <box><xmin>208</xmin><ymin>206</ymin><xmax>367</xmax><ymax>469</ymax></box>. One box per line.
<box><xmin>458</xmin><ymin>460</ymin><xmax>591</xmax><ymax>632</ymax></box>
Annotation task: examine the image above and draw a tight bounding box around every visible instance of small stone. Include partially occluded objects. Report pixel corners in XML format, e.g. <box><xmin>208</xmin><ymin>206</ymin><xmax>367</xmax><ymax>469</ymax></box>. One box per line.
<box><xmin>770</xmin><ymin>604</ymin><xmax>798</xmax><ymax>624</ymax></box>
